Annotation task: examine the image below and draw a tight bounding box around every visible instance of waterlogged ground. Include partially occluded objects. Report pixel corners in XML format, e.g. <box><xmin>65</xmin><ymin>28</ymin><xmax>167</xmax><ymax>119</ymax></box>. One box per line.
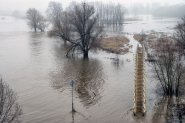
<box><xmin>0</xmin><ymin>15</ymin><xmax>180</xmax><ymax>123</ymax></box>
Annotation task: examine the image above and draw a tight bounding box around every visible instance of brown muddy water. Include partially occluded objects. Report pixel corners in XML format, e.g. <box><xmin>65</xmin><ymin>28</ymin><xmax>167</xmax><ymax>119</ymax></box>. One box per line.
<box><xmin>0</xmin><ymin>15</ymin><xmax>180</xmax><ymax>123</ymax></box>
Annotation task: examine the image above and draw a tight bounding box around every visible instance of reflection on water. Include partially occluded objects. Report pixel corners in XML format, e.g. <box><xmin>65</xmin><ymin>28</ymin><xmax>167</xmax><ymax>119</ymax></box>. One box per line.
<box><xmin>105</xmin><ymin>55</ymin><xmax>125</xmax><ymax>70</ymax></box>
<box><xmin>50</xmin><ymin>49</ymin><xmax>105</xmax><ymax>107</ymax></box>
<box><xmin>110</xmin><ymin>55</ymin><xmax>124</xmax><ymax>70</ymax></box>
<box><xmin>29</xmin><ymin>33</ymin><xmax>44</xmax><ymax>56</ymax></box>
<box><xmin>75</xmin><ymin>59</ymin><xmax>104</xmax><ymax>106</ymax></box>
<box><xmin>105</xmin><ymin>24</ymin><xmax>124</xmax><ymax>35</ymax></box>
<box><xmin>152</xmin><ymin>97</ymin><xmax>169</xmax><ymax>123</ymax></box>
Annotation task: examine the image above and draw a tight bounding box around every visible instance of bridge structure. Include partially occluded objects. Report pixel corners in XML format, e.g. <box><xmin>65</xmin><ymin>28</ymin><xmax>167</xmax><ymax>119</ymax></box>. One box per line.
<box><xmin>133</xmin><ymin>45</ymin><xmax>146</xmax><ymax>116</ymax></box>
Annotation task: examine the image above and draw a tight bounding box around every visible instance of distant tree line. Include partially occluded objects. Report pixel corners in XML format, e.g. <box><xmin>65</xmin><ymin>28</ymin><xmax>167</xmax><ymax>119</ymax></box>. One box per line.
<box><xmin>93</xmin><ymin>2</ymin><xmax>126</xmax><ymax>25</ymax></box>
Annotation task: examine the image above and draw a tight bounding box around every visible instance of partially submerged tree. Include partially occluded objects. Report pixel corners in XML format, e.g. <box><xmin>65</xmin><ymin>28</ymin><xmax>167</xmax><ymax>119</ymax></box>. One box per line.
<box><xmin>61</xmin><ymin>2</ymin><xmax>103</xmax><ymax>58</ymax></box>
<box><xmin>70</xmin><ymin>2</ymin><xmax>103</xmax><ymax>58</ymax></box>
<box><xmin>152</xmin><ymin>38</ymin><xmax>185</xmax><ymax>96</ymax></box>
<box><xmin>0</xmin><ymin>78</ymin><xmax>22</xmax><ymax>123</ymax></box>
<box><xmin>26</xmin><ymin>8</ymin><xmax>47</xmax><ymax>32</ymax></box>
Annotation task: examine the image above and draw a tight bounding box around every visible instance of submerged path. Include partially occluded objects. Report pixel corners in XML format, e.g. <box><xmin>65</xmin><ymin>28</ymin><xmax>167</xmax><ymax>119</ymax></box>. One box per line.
<box><xmin>133</xmin><ymin>45</ymin><xmax>146</xmax><ymax>116</ymax></box>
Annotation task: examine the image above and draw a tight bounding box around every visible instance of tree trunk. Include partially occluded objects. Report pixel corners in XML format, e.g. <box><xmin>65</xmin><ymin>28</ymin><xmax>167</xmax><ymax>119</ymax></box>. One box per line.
<box><xmin>34</xmin><ymin>27</ymin><xmax>37</xmax><ymax>32</ymax></box>
<box><xmin>83</xmin><ymin>50</ymin><xmax>88</xmax><ymax>59</ymax></box>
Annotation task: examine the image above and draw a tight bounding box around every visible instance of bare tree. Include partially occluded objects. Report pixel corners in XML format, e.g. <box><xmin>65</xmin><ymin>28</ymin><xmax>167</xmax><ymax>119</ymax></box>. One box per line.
<box><xmin>49</xmin><ymin>10</ymin><xmax>72</xmax><ymax>44</ymax></box>
<box><xmin>152</xmin><ymin>38</ymin><xmax>185</xmax><ymax>96</ymax></box>
<box><xmin>176</xmin><ymin>16</ymin><xmax>185</xmax><ymax>52</ymax></box>
<box><xmin>0</xmin><ymin>78</ymin><xmax>22</xmax><ymax>123</ymax></box>
<box><xmin>51</xmin><ymin>2</ymin><xmax>103</xmax><ymax>58</ymax></box>
<box><xmin>60</xmin><ymin>11</ymin><xmax>72</xmax><ymax>43</ymax></box>
<box><xmin>46</xmin><ymin>2</ymin><xmax>63</xmax><ymax>30</ymax></box>
<box><xmin>46</xmin><ymin>2</ymin><xmax>67</xmax><ymax>41</ymax></box>
<box><xmin>69</xmin><ymin>2</ymin><xmax>103</xmax><ymax>58</ymax></box>
<box><xmin>37</xmin><ymin>16</ymin><xmax>47</xmax><ymax>32</ymax></box>
<box><xmin>26</xmin><ymin>8</ymin><xmax>47</xmax><ymax>32</ymax></box>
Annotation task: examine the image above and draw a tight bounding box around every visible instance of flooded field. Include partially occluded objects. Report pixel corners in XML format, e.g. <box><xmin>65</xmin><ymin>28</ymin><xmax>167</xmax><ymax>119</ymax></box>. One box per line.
<box><xmin>0</xmin><ymin>15</ymin><xmax>180</xmax><ymax>123</ymax></box>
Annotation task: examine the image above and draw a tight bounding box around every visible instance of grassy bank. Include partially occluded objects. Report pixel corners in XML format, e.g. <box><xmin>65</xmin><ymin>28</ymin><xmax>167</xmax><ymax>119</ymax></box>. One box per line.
<box><xmin>96</xmin><ymin>36</ymin><xmax>131</xmax><ymax>54</ymax></box>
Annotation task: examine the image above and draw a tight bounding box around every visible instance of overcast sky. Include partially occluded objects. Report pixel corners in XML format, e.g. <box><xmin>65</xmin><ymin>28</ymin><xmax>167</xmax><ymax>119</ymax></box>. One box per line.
<box><xmin>0</xmin><ymin>0</ymin><xmax>185</xmax><ymax>13</ymax></box>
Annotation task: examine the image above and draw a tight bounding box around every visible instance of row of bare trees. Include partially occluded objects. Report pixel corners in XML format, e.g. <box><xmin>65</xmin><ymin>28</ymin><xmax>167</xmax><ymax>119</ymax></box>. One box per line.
<box><xmin>152</xmin><ymin>39</ymin><xmax>185</xmax><ymax>96</ymax></box>
<box><xmin>93</xmin><ymin>2</ymin><xmax>126</xmax><ymax>25</ymax></box>
<box><xmin>144</xmin><ymin>17</ymin><xmax>185</xmax><ymax>122</ymax></box>
<box><xmin>151</xmin><ymin>17</ymin><xmax>185</xmax><ymax>97</ymax></box>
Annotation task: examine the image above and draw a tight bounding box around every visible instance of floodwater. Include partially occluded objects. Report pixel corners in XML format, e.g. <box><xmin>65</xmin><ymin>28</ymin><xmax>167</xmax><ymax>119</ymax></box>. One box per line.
<box><xmin>0</xmin><ymin>15</ymin><xmax>180</xmax><ymax>123</ymax></box>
